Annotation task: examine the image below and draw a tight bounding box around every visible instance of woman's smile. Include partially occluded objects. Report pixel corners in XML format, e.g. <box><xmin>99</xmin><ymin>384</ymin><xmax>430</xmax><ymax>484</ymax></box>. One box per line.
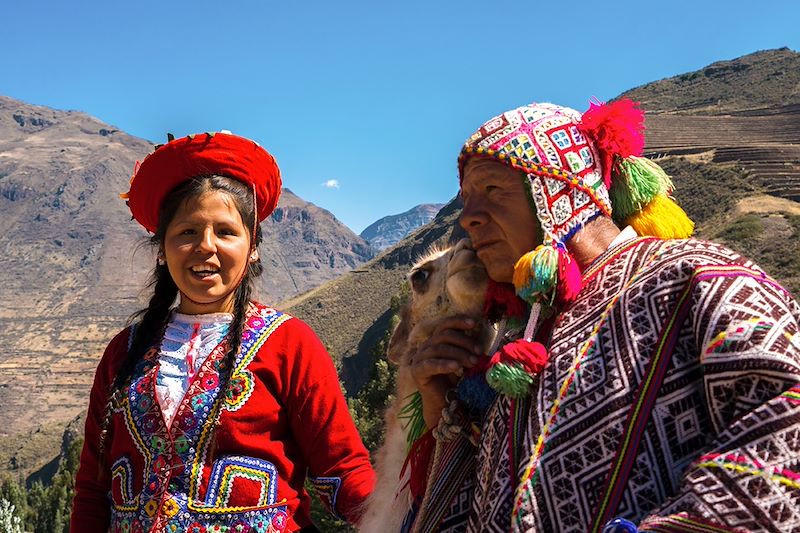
<box><xmin>163</xmin><ymin>190</ymin><xmax>252</xmax><ymax>314</ymax></box>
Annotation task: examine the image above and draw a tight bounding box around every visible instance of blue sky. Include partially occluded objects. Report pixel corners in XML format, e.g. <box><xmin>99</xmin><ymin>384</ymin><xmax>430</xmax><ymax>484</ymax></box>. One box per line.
<box><xmin>2</xmin><ymin>0</ymin><xmax>798</xmax><ymax>233</ymax></box>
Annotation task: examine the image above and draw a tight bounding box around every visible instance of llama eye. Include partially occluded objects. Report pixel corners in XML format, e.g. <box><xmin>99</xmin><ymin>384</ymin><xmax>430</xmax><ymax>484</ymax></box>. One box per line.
<box><xmin>410</xmin><ymin>269</ymin><xmax>430</xmax><ymax>291</ymax></box>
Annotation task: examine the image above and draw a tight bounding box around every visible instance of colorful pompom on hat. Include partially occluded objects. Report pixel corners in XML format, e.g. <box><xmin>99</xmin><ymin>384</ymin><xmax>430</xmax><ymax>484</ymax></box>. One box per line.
<box><xmin>121</xmin><ymin>131</ymin><xmax>282</xmax><ymax>233</ymax></box>
<box><xmin>460</xmin><ymin>99</ymin><xmax>694</xmax><ymax>397</ymax></box>
<box><xmin>459</xmin><ymin>99</ymin><xmax>694</xmax><ymax>307</ymax></box>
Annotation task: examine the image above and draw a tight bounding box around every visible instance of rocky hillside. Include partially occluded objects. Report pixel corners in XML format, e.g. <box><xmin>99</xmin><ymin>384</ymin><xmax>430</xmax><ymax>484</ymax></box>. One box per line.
<box><xmin>5</xmin><ymin>48</ymin><xmax>800</xmax><ymax>485</ymax></box>
<box><xmin>0</xmin><ymin>95</ymin><xmax>373</xmax><ymax>443</ymax></box>
<box><xmin>360</xmin><ymin>203</ymin><xmax>445</xmax><ymax>250</ymax></box>
<box><xmin>285</xmin><ymin>48</ymin><xmax>800</xmax><ymax>396</ymax></box>
<box><xmin>623</xmin><ymin>48</ymin><xmax>800</xmax><ymax>201</ymax></box>
<box><xmin>621</xmin><ymin>48</ymin><xmax>800</xmax><ymax>114</ymax></box>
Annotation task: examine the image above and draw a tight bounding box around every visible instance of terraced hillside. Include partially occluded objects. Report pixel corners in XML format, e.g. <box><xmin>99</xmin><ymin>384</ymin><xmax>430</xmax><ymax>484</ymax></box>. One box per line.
<box><xmin>644</xmin><ymin>105</ymin><xmax>800</xmax><ymax>200</ymax></box>
<box><xmin>621</xmin><ymin>48</ymin><xmax>800</xmax><ymax>201</ymax></box>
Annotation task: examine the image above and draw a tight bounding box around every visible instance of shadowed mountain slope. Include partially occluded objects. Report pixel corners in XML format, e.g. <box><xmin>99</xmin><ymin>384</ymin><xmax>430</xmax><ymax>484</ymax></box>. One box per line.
<box><xmin>0</xmin><ymin>95</ymin><xmax>373</xmax><ymax>441</ymax></box>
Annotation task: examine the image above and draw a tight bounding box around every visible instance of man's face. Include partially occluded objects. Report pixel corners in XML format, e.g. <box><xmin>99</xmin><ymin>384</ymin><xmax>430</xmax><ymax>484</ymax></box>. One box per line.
<box><xmin>459</xmin><ymin>158</ymin><xmax>541</xmax><ymax>284</ymax></box>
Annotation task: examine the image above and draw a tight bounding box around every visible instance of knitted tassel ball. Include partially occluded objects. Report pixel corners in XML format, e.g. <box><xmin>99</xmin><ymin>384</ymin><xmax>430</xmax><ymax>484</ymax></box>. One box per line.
<box><xmin>556</xmin><ymin>246</ymin><xmax>583</xmax><ymax>304</ymax></box>
<box><xmin>624</xmin><ymin>194</ymin><xmax>695</xmax><ymax>239</ymax></box>
<box><xmin>513</xmin><ymin>245</ymin><xmax>558</xmax><ymax>304</ymax></box>
<box><xmin>579</xmin><ymin>99</ymin><xmax>646</xmax><ymax>188</ymax></box>
<box><xmin>610</xmin><ymin>156</ymin><xmax>675</xmax><ymax>221</ymax></box>
<box><xmin>457</xmin><ymin>372</ymin><xmax>497</xmax><ymax>413</ymax></box>
<box><xmin>485</xmin><ymin>339</ymin><xmax>549</xmax><ymax>398</ymax></box>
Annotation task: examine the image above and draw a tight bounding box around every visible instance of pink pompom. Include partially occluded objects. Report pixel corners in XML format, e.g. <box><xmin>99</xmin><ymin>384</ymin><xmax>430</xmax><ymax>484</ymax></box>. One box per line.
<box><xmin>556</xmin><ymin>247</ymin><xmax>582</xmax><ymax>304</ymax></box>
<box><xmin>490</xmin><ymin>339</ymin><xmax>549</xmax><ymax>374</ymax></box>
<box><xmin>580</xmin><ymin>98</ymin><xmax>645</xmax><ymax>188</ymax></box>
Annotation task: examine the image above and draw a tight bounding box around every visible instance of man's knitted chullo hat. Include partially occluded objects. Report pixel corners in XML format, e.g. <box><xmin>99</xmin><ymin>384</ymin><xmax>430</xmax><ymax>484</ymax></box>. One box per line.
<box><xmin>459</xmin><ymin>99</ymin><xmax>694</xmax><ymax>307</ymax></box>
<box><xmin>457</xmin><ymin>100</ymin><xmax>694</xmax><ymax>398</ymax></box>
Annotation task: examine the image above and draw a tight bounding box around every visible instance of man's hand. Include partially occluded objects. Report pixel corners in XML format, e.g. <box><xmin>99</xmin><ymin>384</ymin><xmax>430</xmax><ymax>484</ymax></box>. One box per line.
<box><xmin>410</xmin><ymin>316</ymin><xmax>483</xmax><ymax>428</ymax></box>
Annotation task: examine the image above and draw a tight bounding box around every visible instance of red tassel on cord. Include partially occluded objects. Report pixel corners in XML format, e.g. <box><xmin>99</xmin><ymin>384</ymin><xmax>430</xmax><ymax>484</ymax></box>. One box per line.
<box><xmin>483</xmin><ymin>279</ymin><xmax>527</xmax><ymax>322</ymax></box>
<box><xmin>580</xmin><ymin>99</ymin><xmax>645</xmax><ymax>188</ymax></box>
<box><xmin>489</xmin><ymin>339</ymin><xmax>549</xmax><ymax>374</ymax></box>
<box><xmin>556</xmin><ymin>247</ymin><xmax>582</xmax><ymax>304</ymax></box>
<box><xmin>400</xmin><ymin>429</ymin><xmax>436</xmax><ymax>501</ymax></box>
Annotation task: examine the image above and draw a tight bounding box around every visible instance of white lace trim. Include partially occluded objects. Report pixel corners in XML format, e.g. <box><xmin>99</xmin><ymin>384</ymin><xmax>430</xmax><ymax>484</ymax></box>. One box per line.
<box><xmin>156</xmin><ymin>311</ymin><xmax>232</xmax><ymax>427</ymax></box>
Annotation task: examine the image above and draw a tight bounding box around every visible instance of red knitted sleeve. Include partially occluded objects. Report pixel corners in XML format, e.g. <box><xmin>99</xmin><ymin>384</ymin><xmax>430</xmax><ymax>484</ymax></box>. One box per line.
<box><xmin>280</xmin><ymin>318</ymin><xmax>376</xmax><ymax>525</ymax></box>
<box><xmin>70</xmin><ymin>328</ymin><xmax>130</xmax><ymax>533</ymax></box>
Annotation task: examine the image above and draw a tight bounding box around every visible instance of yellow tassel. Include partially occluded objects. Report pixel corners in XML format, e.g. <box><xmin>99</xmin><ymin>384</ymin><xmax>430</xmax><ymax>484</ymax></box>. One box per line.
<box><xmin>624</xmin><ymin>194</ymin><xmax>695</xmax><ymax>239</ymax></box>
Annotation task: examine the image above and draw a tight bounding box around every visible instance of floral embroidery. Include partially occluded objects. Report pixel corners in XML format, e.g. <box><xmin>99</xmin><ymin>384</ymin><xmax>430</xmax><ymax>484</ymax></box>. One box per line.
<box><xmin>161</xmin><ymin>497</ymin><xmax>180</xmax><ymax>517</ymax></box>
<box><xmin>230</xmin><ymin>520</ymin><xmax>252</xmax><ymax>532</ymax></box>
<box><xmin>111</xmin><ymin>305</ymin><xmax>293</xmax><ymax>532</ymax></box>
<box><xmin>271</xmin><ymin>511</ymin><xmax>288</xmax><ymax>531</ymax></box>
<box><xmin>143</xmin><ymin>499</ymin><xmax>159</xmax><ymax>517</ymax></box>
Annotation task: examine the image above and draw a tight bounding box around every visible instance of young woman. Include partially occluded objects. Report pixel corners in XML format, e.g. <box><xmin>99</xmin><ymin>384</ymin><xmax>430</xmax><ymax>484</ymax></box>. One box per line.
<box><xmin>70</xmin><ymin>132</ymin><xmax>375</xmax><ymax>533</ymax></box>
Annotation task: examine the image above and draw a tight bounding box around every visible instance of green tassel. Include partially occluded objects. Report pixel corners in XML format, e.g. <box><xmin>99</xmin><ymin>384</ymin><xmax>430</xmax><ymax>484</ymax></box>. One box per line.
<box><xmin>486</xmin><ymin>362</ymin><xmax>534</xmax><ymax>398</ymax></box>
<box><xmin>611</xmin><ymin>156</ymin><xmax>674</xmax><ymax>222</ymax></box>
<box><xmin>514</xmin><ymin>246</ymin><xmax>558</xmax><ymax>305</ymax></box>
<box><xmin>398</xmin><ymin>391</ymin><xmax>427</xmax><ymax>449</ymax></box>
<box><xmin>531</xmin><ymin>246</ymin><xmax>558</xmax><ymax>295</ymax></box>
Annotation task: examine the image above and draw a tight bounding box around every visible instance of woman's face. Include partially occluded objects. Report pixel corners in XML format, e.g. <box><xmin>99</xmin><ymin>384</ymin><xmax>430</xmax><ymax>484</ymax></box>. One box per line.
<box><xmin>163</xmin><ymin>190</ymin><xmax>252</xmax><ymax>314</ymax></box>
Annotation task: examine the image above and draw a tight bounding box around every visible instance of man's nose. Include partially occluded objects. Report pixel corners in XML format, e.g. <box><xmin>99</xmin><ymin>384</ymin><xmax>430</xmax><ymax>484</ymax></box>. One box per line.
<box><xmin>459</xmin><ymin>196</ymin><xmax>485</xmax><ymax>231</ymax></box>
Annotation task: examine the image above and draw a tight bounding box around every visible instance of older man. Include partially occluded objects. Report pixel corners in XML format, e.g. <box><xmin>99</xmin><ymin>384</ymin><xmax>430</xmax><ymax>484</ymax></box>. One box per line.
<box><xmin>407</xmin><ymin>101</ymin><xmax>800</xmax><ymax>532</ymax></box>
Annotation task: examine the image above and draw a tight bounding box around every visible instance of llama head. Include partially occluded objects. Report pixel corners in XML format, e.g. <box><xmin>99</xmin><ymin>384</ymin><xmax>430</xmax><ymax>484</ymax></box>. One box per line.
<box><xmin>388</xmin><ymin>238</ymin><xmax>490</xmax><ymax>365</ymax></box>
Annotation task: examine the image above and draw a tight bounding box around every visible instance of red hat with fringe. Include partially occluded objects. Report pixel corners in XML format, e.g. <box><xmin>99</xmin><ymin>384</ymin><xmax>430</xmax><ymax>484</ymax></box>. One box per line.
<box><xmin>121</xmin><ymin>131</ymin><xmax>281</xmax><ymax>233</ymax></box>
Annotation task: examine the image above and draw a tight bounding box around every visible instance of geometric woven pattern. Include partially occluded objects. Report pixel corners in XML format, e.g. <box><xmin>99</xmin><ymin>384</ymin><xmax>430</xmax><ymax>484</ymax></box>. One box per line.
<box><xmin>459</xmin><ymin>103</ymin><xmax>611</xmax><ymax>243</ymax></box>
<box><xmin>410</xmin><ymin>238</ymin><xmax>800</xmax><ymax>532</ymax></box>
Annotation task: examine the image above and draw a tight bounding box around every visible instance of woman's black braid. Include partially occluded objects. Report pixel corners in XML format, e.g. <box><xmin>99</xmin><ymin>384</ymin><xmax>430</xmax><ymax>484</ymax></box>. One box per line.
<box><xmin>96</xmin><ymin>175</ymin><xmax>264</xmax><ymax>471</ymax></box>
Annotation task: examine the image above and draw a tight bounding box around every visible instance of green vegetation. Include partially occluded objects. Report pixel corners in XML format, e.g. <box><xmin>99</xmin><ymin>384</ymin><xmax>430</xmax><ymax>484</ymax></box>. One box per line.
<box><xmin>309</xmin><ymin>283</ymin><xmax>408</xmax><ymax>531</ymax></box>
<box><xmin>659</xmin><ymin>157</ymin><xmax>757</xmax><ymax>226</ymax></box>
<box><xmin>717</xmin><ymin>213</ymin><xmax>764</xmax><ymax>242</ymax></box>
<box><xmin>715</xmin><ymin>212</ymin><xmax>800</xmax><ymax>295</ymax></box>
<box><xmin>0</xmin><ymin>438</ymin><xmax>80</xmax><ymax>533</ymax></box>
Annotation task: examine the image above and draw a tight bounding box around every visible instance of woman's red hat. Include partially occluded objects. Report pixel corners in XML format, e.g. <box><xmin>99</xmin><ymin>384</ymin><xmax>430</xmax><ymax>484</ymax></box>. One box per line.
<box><xmin>122</xmin><ymin>131</ymin><xmax>282</xmax><ymax>233</ymax></box>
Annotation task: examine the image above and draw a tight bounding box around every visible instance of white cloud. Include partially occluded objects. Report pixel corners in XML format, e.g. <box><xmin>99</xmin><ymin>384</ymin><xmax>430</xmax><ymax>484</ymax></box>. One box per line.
<box><xmin>322</xmin><ymin>179</ymin><xmax>340</xmax><ymax>189</ymax></box>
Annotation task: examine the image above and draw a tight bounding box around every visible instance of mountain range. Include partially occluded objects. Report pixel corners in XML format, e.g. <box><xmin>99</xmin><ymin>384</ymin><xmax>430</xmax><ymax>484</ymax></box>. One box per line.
<box><xmin>2</xmin><ymin>47</ymin><xmax>800</xmax><ymax>484</ymax></box>
<box><xmin>0</xmin><ymin>96</ymin><xmax>381</xmax><ymax>444</ymax></box>
<box><xmin>359</xmin><ymin>203</ymin><xmax>445</xmax><ymax>250</ymax></box>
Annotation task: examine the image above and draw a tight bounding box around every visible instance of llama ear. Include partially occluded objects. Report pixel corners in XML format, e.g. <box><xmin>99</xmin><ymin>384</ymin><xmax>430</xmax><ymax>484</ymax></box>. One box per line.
<box><xmin>387</xmin><ymin>304</ymin><xmax>413</xmax><ymax>364</ymax></box>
